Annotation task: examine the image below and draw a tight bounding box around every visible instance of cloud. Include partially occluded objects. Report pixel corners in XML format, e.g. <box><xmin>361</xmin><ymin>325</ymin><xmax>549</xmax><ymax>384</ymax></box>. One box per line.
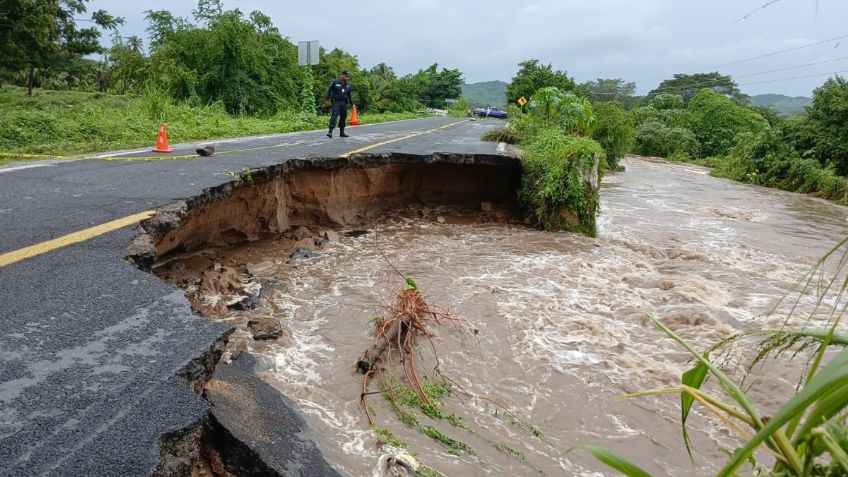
<box><xmin>88</xmin><ymin>0</ymin><xmax>848</xmax><ymax>96</ymax></box>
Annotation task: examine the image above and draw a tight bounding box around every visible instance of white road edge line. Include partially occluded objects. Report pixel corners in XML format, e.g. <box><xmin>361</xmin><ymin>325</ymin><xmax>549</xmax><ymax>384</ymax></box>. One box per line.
<box><xmin>0</xmin><ymin>163</ymin><xmax>56</xmax><ymax>174</ymax></box>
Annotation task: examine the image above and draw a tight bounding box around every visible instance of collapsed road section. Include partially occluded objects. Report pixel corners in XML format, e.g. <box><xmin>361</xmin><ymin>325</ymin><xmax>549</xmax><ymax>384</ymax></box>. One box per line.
<box><xmin>126</xmin><ymin>152</ymin><xmax>523</xmax><ymax>475</ymax></box>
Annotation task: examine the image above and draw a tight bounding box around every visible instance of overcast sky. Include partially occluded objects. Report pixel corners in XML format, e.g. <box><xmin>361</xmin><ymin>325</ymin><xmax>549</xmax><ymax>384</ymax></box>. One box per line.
<box><xmin>88</xmin><ymin>0</ymin><xmax>848</xmax><ymax>97</ymax></box>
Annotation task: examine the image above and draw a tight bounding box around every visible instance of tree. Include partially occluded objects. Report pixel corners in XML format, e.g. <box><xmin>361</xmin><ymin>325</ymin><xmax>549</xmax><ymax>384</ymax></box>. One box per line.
<box><xmin>405</xmin><ymin>63</ymin><xmax>463</xmax><ymax>109</ymax></box>
<box><xmin>108</xmin><ymin>36</ymin><xmax>148</xmax><ymax>94</ymax></box>
<box><xmin>581</xmin><ymin>78</ymin><xmax>636</xmax><ymax>103</ymax></box>
<box><xmin>800</xmin><ymin>75</ymin><xmax>848</xmax><ymax>175</ymax></box>
<box><xmin>591</xmin><ymin>102</ymin><xmax>635</xmax><ymax>170</ymax></box>
<box><xmin>506</xmin><ymin>59</ymin><xmax>576</xmax><ymax>106</ymax></box>
<box><xmin>0</xmin><ymin>0</ymin><xmax>123</xmax><ymax>95</ymax></box>
<box><xmin>648</xmin><ymin>72</ymin><xmax>748</xmax><ymax>105</ymax></box>
<box><xmin>688</xmin><ymin>89</ymin><xmax>768</xmax><ymax>157</ymax></box>
<box><xmin>146</xmin><ymin>5</ymin><xmax>299</xmax><ymax>115</ymax></box>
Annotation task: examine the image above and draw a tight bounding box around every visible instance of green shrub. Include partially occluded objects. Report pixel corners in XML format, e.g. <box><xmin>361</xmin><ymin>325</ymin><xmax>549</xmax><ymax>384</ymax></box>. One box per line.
<box><xmin>634</xmin><ymin>120</ymin><xmax>699</xmax><ymax>158</ymax></box>
<box><xmin>714</xmin><ymin>129</ymin><xmax>848</xmax><ymax>203</ymax></box>
<box><xmin>481</xmin><ymin>127</ymin><xmax>522</xmax><ymax>144</ymax></box>
<box><xmin>688</xmin><ymin>89</ymin><xmax>769</xmax><ymax>157</ymax></box>
<box><xmin>591</xmin><ymin>102</ymin><xmax>633</xmax><ymax>170</ymax></box>
<box><xmin>519</xmin><ymin>128</ymin><xmax>605</xmax><ymax>236</ymax></box>
<box><xmin>526</xmin><ymin>87</ymin><xmax>595</xmax><ymax>136</ymax></box>
<box><xmin>798</xmin><ymin>75</ymin><xmax>848</xmax><ymax>175</ymax></box>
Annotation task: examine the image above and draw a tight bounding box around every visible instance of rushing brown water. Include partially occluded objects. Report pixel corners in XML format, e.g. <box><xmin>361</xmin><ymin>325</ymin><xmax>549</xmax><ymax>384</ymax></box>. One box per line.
<box><xmin>214</xmin><ymin>157</ymin><xmax>848</xmax><ymax>476</ymax></box>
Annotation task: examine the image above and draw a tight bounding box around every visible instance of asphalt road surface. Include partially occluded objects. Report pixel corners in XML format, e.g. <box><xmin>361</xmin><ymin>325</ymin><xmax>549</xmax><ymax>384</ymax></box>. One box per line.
<box><xmin>0</xmin><ymin>117</ymin><xmax>502</xmax><ymax>476</ymax></box>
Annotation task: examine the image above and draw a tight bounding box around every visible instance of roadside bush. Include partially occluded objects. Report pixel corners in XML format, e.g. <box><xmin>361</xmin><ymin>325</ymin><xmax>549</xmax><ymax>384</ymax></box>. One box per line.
<box><xmin>634</xmin><ymin>120</ymin><xmax>699</xmax><ymax>158</ymax></box>
<box><xmin>714</xmin><ymin>129</ymin><xmax>848</xmax><ymax>202</ymax></box>
<box><xmin>481</xmin><ymin>126</ymin><xmax>522</xmax><ymax>144</ymax></box>
<box><xmin>448</xmin><ymin>97</ymin><xmax>470</xmax><ymax>117</ymax></box>
<box><xmin>525</xmin><ymin>87</ymin><xmax>595</xmax><ymax>136</ymax></box>
<box><xmin>591</xmin><ymin>101</ymin><xmax>634</xmax><ymax>170</ymax></box>
<box><xmin>519</xmin><ymin>128</ymin><xmax>605</xmax><ymax>236</ymax></box>
<box><xmin>0</xmin><ymin>86</ymin><xmax>417</xmax><ymax>155</ymax></box>
<box><xmin>689</xmin><ymin>89</ymin><xmax>769</xmax><ymax>157</ymax></box>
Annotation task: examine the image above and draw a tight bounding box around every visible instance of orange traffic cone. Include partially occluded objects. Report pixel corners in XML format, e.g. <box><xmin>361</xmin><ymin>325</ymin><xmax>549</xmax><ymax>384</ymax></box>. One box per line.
<box><xmin>152</xmin><ymin>123</ymin><xmax>173</xmax><ymax>153</ymax></box>
<box><xmin>348</xmin><ymin>105</ymin><xmax>360</xmax><ymax>126</ymax></box>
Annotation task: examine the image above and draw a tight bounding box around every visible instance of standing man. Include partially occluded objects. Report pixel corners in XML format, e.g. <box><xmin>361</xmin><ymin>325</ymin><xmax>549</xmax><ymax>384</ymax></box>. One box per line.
<box><xmin>326</xmin><ymin>70</ymin><xmax>354</xmax><ymax>138</ymax></box>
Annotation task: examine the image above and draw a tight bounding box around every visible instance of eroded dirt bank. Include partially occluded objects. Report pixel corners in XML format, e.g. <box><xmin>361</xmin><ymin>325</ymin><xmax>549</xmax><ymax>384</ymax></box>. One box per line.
<box><xmin>127</xmin><ymin>152</ymin><xmax>524</xmax><ymax>475</ymax></box>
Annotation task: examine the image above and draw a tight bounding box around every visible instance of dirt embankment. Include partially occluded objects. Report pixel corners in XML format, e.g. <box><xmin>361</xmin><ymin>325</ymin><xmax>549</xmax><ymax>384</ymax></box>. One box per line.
<box><xmin>127</xmin><ymin>152</ymin><xmax>523</xmax><ymax>476</ymax></box>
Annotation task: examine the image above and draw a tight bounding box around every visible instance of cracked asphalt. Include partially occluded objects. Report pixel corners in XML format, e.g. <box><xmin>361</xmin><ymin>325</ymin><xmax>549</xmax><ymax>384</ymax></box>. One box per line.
<box><xmin>0</xmin><ymin>117</ymin><xmax>501</xmax><ymax>476</ymax></box>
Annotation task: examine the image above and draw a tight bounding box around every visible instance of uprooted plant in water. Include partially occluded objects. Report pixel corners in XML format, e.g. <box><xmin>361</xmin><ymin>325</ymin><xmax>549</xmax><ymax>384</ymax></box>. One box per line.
<box><xmin>355</xmin><ymin>266</ymin><xmax>550</xmax><ymax>476</ymax></box>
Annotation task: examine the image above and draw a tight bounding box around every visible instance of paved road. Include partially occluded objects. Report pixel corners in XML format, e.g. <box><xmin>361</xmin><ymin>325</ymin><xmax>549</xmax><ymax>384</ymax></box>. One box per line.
<box><xmin>0</xmin><ymin>117</ymin><xmax>501</xmax><ymax>476</ymax></box>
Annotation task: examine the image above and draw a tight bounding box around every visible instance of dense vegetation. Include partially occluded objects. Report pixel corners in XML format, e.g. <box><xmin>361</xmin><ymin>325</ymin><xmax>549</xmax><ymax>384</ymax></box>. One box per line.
<box><xmin>0</xmin><ymin>86</ymin><xmax>417</xmax><ymax>156</ymax></box>
<box><xmin>0</xmin><ymin>0</ymin><xmax>464</xmax><ymax>155</ymax></box>
<box><xmin>484</xmin><ymin>86</ymin><xmax>608</xmax><ymax>236</ymax></box>
<box><xmin>627</xmin><ymin>75</ymin><xmax>848</xmax><ymax>203</ymax></box>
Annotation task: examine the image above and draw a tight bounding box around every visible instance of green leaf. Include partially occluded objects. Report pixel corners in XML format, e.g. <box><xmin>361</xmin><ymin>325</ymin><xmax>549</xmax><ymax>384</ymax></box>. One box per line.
<box><xmin>647</xmin><ymin>315</ymin><xmax>804</xmax><ymax>474</ymax></box>
<box><xmin>405</xmin><ymin>277</ymin><xmax>418</xmax><ymax>290</ymax></box>
<box><xmin>578</xmin><ymin>444</ymin><xmax>654</xmax><ymax>477</ymax></box>
<box><xmin>716</xmin><ymin>346</ymin><xmax>848</xmax><ymax>476</ymax></box>
<box><xmin>681</xmin><ymin>352</ymin><xmax>709</xmax><ymax>460</ymax></box>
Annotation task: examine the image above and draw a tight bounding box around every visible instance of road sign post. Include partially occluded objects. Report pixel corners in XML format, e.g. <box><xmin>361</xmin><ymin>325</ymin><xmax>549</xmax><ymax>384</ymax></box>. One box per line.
<box><xmin>298</xmin><ymin>41</ymin><xmax>320</xmax><ymax>115</ymax></box>
<box><xmin>298</xmin><ymin>40</ymin><xmax>320</xmax><ymax>66</ymax></box>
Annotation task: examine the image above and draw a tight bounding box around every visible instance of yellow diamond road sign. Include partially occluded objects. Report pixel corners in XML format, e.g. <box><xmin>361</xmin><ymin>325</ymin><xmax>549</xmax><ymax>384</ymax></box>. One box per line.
<box><xmin>517</xmin><ymin>96</ymin><xmax>528</xmax><ymax>106</ymax></box>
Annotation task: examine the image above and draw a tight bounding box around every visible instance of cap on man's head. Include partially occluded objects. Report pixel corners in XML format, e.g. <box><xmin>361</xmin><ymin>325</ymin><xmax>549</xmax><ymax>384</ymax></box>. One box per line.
<box><xmin>341</xmin><ymin>70</ymin><xmax>349</xmax><ymax>76</ymax></box>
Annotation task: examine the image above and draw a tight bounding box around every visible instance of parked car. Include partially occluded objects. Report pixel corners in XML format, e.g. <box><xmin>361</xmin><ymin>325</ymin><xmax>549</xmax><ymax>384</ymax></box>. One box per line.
<box><xmin>472</xmin><ymin>107</ymin><xmax>507</xmax><ymax>119</ymax></box>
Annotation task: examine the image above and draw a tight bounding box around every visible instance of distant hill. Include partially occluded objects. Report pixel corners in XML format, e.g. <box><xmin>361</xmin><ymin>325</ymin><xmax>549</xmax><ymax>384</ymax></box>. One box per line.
<box><xmin>751</xmin><ymin>94</ymin><xmax>811</xmax><ymax>116</ymax></box>
<box><xmin>461</xmin><ymin>81</ymin><xmax>507</xmax><ymax>107</ymax></box>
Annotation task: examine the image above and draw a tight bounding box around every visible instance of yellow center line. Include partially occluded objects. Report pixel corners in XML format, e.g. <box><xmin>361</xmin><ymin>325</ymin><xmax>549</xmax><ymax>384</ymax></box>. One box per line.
<box><xmin>0</xmin><ymin>211</ymin><xmax>155</xmax><ymax>268</ymax></box>
<box><xmin>338</xmin><ymin>119</ymin><xmax>468</xmax><ymax>158</ymax></box>
<box><xmin>0</xmin><ymin>119</ymin><xmax>469</xmax><ymax>268</ymax></box>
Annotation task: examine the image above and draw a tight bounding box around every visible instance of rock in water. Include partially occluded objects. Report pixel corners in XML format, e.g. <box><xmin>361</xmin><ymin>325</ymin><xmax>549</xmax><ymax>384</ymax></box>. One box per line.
<box><xmin>292</xmin><ymin>226</ymin><xmax>313</xmax><ymax>241</ymax></box>
<box><xmin>247</xmin><ymin>317</ymin><xmax>284</xmax><ymax>340</ymax></box>
<box><xmin>322</xmin><ymin>230</ymin><xmax>340</xmax><ymax>242</ymax></box>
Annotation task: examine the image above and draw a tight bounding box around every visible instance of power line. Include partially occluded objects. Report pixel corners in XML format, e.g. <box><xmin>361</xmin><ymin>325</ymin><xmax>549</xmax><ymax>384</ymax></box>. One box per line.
<box><xmin>734</xmin><ymin>56</ymin><xmax>848</xmax><ymax>78</ymax></box>
<box><xmin>695</xmin><ymin>33</ymin><xmax>848</xmax><ymax>72</ymax></box>
<box><xmin>733</xmin><ymin>0</ymin><xmax>784</xmax><ymax>24</ymax></box>
<box><xmin>739</xmin><ymin>68</ymin><xmax>848</xmax><ymax>86</ymax></box>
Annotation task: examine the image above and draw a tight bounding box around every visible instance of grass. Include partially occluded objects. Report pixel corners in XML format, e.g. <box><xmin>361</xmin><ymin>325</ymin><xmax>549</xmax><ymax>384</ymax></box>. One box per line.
<box><xmin>0</xmin><ymin>86</ymin><xmax>421</xmax><ymax>160</ymax></box>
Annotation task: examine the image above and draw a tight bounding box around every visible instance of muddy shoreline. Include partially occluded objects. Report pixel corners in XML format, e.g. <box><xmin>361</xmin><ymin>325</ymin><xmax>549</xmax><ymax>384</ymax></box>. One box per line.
<box><xmin>126</xmin><ymin>152</ymin><xmax>525</xmax><ymax>475</ymax></box>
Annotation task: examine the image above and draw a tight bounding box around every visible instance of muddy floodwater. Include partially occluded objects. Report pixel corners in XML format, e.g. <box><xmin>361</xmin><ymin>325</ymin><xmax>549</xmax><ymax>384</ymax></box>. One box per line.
<box><xmin>190</xmin><ymin>157</ymin><xmax>848</xmax><ymax>476</ymax></box>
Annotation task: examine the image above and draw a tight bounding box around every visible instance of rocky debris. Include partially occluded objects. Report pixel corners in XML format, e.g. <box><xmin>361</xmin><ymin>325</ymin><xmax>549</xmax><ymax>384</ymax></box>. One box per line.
<box><xmin>292</xmin><ymin>238</ymin><xmax>316</xmax><ymax>252</ymax></box>
<box><xmin>228</xmin><ymin>294</ymin><xmax>259</xmax><ymax>311</ymax></box>
<box><xmin>195</xmin><ymin>145</ymin><xmax>216</xmax><ymax>157</ymax></box>
<box><xmin>345</xmin><ymin>230</ymin><xmax>370</xmax><ymax>238</ymax></box>
<box><xmin>436</xmin><ymin>216</ymin><xmax>446</xmax><ymax>224</ymax></box>
<box><xmin>322</xmin><ymin>230</ymin><xmax>340</xmax><ymax>242</ymax></box>
<box><xmin>292</xmin><ymin>226</ymin><xmax>313</xmax><ymax>242</ymax></box>
<box><xmin>290</xmin><ymin>249</ymin><xmax>320</xmax><ymax>261</ymax></box>
<box><xmin>480</xmin><ymin>201</ymin><xmax>493</xmax><ymax>212</ymax></box>
<box><xmin>258</xmin><ymin>280</ymin><xmax>278</xmax><ymax>301</ymax></box>
<box><xmin>247</xmin><ymin>317</ymin><xmax>285</xmax><ymax>341</ymax></box>
<box><xmin>126</xmin><ymin>232</ymin><xmax>156</xmax><ymax>271</ymax></box>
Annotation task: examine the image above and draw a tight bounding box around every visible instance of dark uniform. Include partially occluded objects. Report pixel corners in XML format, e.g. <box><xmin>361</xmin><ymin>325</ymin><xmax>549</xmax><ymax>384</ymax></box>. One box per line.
<box><xmin>326</xmin><ymin>74</ymin><xmax>353</xmax><ymax>137</ymax></box>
